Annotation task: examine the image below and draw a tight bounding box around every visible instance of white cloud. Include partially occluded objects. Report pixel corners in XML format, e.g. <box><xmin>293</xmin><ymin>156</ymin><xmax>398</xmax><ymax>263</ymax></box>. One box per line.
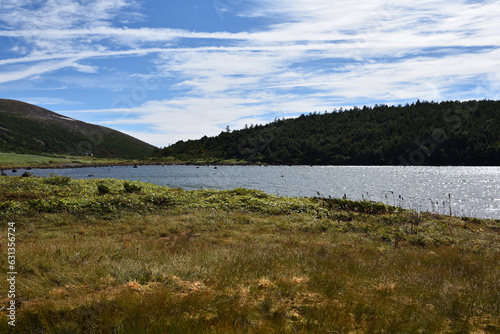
<box><xmin>63</xmin><ymin>91</ymin><xmax>346</xmax><ymax>145</ymax></box>
<box><xmin>1</xmin><ymin>0</ymin><xmax>500</xmax><ymax>145</ymax></box>
<box><xmin>71</xmin><ymin>62</ymin><xmax>99</xmax><ymax>74</ymax></box>
<box><xmin>0</xmin><ymin>0</ymin><xmax>141</xmax><ymax>30</ymax></box>
<box><xmin>0</xmin><ymin>58</ymin><xmax>81</xmax><ymax>84</ymax></box>
<box><xmin>22</xmin><ymin>96</ymin><xmax>78</xmax><ymax>105</ymax></box>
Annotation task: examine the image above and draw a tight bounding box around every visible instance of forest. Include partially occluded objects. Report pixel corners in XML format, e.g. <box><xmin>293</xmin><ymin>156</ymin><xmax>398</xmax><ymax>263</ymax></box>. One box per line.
<box><xmin>156</xmin><ymin>100</ymin><xmax>500</xmax><ymax>166</ymax></box>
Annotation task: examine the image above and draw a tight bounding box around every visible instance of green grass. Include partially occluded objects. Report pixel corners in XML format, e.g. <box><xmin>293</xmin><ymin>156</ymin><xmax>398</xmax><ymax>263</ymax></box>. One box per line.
<box><xmin>0</xmin><ymin>152</ymin><xmax>86</xmax><ymax>168</ymax></box>
<box><xmin>0</xmin><ymin>152</ymin><xmax>145</xmax><ymax>169</ymax></box>
<box><xmin>0</xmin><ymin>151</ymin><xmax>255</xmax><ymax>169</ymax></box>
<box><xmin>0</xmin><ymin>176</ymin><xmax>499</xmax><ymax>333</ymax></box>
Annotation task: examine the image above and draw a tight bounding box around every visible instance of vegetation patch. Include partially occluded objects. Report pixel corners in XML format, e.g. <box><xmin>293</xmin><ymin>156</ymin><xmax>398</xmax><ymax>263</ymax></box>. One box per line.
<box><xmin>0</xmin><ymin>176</ymin><xmax>499</xmax><ymax>333</ymax></box>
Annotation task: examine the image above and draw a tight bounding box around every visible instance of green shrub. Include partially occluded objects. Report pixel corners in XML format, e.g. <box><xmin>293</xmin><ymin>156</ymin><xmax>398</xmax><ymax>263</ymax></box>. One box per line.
<box><xmin>44</xmin><ymin>174</ymin><xmax>71</xmax><ymax>186</ymax></box>
<box><xmin>124</xmin><ymin>181</ymin><xmax>142</xmax><ymax>193</ymax></box>
<box><xmin>97</xmin><ymin>182</ymin><xmax>111</xmax><ymax>195</ymax></box>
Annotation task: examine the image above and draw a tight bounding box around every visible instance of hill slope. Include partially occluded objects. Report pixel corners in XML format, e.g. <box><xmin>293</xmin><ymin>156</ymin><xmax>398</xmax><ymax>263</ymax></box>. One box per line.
<box><xmin>0</xmin><ymin>99</ymin><xmax>156</xmax><ymax>158</ymax></box>
<box><xmin>158</xmin><ymin>100</ymin><xmax>500</xmax><ymax>166</ymax></box>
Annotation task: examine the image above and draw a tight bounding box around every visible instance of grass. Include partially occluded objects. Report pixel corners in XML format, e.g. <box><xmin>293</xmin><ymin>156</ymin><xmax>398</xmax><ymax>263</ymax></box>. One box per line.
<box><xmin>0</xmin><ymin>152</ymin><xmax>148</xmax><ymax>169</ymax></box>
<box><xmin>0</xmin><ymin>152</ymin><xmax>87</xmax><ymax>168</ymax></box>
<box><xmin>0</xmin><ymin>176</ymin><xmax>499</xmax><ymax>333</ymax></box>
<box><xmin>0</xmin><ymin>151</ymin><xmax>245</xmax><ymax>170</ymax></box>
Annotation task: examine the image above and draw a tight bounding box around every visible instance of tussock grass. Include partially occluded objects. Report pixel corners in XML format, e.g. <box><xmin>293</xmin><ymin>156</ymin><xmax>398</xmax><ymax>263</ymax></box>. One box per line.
<box><xmin>0</xmin><ymin>176</ymin><xmax>499</xmax><ymax>333</ymax></box>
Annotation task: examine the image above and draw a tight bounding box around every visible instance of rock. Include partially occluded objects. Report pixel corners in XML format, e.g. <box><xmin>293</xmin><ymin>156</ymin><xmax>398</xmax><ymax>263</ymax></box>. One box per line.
<box><xmin>21</xmin><ymin>172</ymin><xmax>33</xmax><ymax>177</ymax></box>
<box><xmin>12</xmin><ymin>169</ymin><xmax>17</xmax><ymax>173</ymax></box>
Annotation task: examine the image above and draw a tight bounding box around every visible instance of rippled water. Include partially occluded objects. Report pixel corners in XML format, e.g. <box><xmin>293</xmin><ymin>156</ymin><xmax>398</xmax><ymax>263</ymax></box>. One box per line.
<box><xmin>13</xmin><ymin>165</ymin><xmax>500</xmax><ymax>219</ymax></box>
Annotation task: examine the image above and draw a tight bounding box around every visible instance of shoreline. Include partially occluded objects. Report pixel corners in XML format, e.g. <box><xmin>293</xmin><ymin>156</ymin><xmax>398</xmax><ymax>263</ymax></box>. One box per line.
<box><xmin>1</xmin><ymin>153</ymin><xmax>499</xmax><ymax>170</ymax></box>
<box><xmin>0</xmin><ymin>172</ymin><xmax>497</xmax><ymax>221</ymax></box>
<box><xmin>4</xmin><ymin>162</ymin><xmax>500</xmax><ymax>170</ymax></box>
<box><xmin>1</xmin><ymin>161</ymin><xmax>267</xmax><ymax>170</ymax></box>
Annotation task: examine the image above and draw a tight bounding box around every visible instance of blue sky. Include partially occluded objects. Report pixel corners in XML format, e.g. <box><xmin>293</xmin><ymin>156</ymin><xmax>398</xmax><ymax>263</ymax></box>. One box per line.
<box><xmin>1</xmin><ymin>0</ymin><xmax>499</xmax><ymax>147</ymax></box>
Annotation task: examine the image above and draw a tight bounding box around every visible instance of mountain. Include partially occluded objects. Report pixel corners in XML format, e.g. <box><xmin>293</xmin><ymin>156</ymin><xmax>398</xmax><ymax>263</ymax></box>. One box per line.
<box><xmin>158</xmin><ymin>100</ymin><xmax>500</xmax><ymax>166</ymax></box>
<box><xmin>0</xmin><ymin>99</ymin><xmax>156</xmax><ymax>158</ymax></box>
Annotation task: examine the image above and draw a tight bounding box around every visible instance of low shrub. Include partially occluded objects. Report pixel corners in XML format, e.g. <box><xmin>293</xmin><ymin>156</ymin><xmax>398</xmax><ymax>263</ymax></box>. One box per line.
<box><xmin>44</xmin><ymin>174</ymin><xmax>71</xmax><ymax>186</ymax></box>
<box><xmin>97</xmin><ymin>182</ymin><xmax>111</xmax><ymax>195</ymax></box>
<box><xmin>123</xmin><ymin>181</ymin><xmax>142</xmax><ymax>193</ymax></box>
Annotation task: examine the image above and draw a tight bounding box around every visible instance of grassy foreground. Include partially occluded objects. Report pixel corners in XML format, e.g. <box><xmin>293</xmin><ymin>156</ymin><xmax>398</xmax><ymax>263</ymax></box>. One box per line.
<box><xmin>0</xmin><ymin>176</ymin><xmax>499</xmax><ymax>333</ymax></box>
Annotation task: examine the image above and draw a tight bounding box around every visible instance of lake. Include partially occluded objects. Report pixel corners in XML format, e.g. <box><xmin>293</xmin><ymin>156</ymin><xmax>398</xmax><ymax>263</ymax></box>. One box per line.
<box><xmin>10</xmin><ymin>165</ymin><xmax>500</xmax><ymax>219</ymax></box>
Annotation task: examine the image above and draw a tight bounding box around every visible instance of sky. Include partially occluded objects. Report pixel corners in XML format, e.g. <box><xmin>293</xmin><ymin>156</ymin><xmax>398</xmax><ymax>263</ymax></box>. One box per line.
<box><xmin>0</xmin><ymin>0</ymin><xmax>499</xmax><ymax>147</ymax></box>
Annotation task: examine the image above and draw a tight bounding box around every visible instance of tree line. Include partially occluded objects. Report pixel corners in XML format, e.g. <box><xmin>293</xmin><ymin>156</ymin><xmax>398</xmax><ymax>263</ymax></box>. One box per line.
<box><xmin>155</xmin><ymin>100</ymin><xmax>500</xmax><ymax>166</ymax></box>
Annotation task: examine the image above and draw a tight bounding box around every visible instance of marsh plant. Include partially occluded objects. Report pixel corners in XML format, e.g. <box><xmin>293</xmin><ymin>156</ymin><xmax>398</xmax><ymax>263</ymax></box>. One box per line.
<box><xmin>0</xmin><ymin>176</ymin><xmax>499</xmax><ymax>333</ymax></box>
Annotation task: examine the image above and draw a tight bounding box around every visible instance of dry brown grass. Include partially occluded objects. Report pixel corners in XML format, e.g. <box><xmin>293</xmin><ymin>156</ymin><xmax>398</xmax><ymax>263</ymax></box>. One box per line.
<box><xmin>0</xmin><ymin>177</ymin><xmax>499</xmax><ymax>333</ymax></box>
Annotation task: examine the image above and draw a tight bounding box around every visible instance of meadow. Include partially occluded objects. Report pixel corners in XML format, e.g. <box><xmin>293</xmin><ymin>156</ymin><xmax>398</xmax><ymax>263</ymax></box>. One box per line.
<box><xmin>0</xmin><ymin>152</ymin><xmax>147</xmax><ymax>169</ymax></box>
<box><xmin>0</xmin><ymin>176</ymin><xmax>499</xmax><ymax>333</ymax></box>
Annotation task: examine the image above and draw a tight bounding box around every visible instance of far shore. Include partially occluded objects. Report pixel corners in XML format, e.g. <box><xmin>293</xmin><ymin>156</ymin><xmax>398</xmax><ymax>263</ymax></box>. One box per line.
<box><xmin>1</xmin><ymin>151</ymin><xmax>499</xmax><ymax>170</ymax></box>
<box><xmin>3</xmin><ymin>161</ymin><xmax>500</xmax><ymax>171</ymax></box>
<box><xmin>0</xmin><ymin>160</ymin><xmax>262</xmax><ymax>170</ymax></box>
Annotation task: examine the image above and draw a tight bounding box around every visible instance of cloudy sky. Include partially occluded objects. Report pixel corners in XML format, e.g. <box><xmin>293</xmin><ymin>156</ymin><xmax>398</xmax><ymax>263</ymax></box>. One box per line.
<box><xmin>1</xmin><ymin>0</ymin><xmax>499</xmax><ymax>147</ymax></box>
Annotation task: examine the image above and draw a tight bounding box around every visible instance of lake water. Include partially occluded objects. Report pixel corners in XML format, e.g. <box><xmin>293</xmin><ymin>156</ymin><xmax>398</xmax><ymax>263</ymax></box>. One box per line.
<box><xmin>11</xmin><ymin>165</ymin><xmax>500</xmax><ymax>219</ymax></box>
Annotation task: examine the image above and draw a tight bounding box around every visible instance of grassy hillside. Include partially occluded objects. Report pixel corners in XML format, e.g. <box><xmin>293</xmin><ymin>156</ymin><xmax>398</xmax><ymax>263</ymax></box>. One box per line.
<box><xmin>0</xmin><ymin>176</ymin><xmax>498</xmax><ymax>333</ymax></box>
<box><xmin>0</xmin><ymin>152</ymin><xmax>145</xmax><ymax>169</ymax></box>
<box><xmin>158</xmin><ymin>100</ymin><xmax>500</xmax><ymax>165</ymax></box>
<box><xmin>0</xmin><ymin>99</ymin><xmax>156</xmax><ymax>159</ymax></box>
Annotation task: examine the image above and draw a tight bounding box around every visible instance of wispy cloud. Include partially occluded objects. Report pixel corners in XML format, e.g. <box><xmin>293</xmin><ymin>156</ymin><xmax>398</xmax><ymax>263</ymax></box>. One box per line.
<box><xmin>0</xmin><ymin>0</ymin><xmax>142</xmax><ymax>30</ymax></box>
<box><xmin>1</xmin><ymin>0</ymin><xmax>499</xmax><ymax>145</ymax></box>
<box><xmin>21</xmin><ymin>96</ymin><xmax>79</xmax><ymax>106</ymax></box>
